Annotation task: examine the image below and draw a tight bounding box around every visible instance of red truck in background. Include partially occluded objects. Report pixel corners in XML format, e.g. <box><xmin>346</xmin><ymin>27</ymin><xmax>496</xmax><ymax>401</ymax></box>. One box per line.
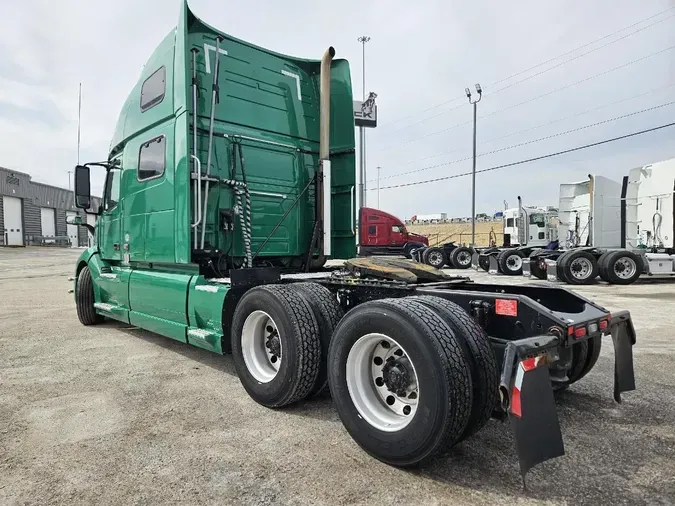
<box><xmin>358</xmin><ymin>207</ymin><xmax>428</xmax><ymax>258</ymax></box>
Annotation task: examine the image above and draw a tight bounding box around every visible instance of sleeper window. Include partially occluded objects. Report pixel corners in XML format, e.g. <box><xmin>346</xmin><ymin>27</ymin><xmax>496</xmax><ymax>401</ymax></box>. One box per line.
<box><xmin>140</xmin><ymin>67</ymin><xmax>166</xmax><ymax>112</ymax></box>
<box><xmin>138</xmin><ymin>136</ymin><xmax>166</xmax><ymax>181</ymax></box>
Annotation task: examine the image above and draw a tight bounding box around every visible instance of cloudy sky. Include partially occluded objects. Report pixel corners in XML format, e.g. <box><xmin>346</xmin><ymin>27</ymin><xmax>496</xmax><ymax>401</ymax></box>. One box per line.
<box><xmin>0</xmin><ymin>0</ymin><xmax>673</xmax><ymax>220</ymax></box>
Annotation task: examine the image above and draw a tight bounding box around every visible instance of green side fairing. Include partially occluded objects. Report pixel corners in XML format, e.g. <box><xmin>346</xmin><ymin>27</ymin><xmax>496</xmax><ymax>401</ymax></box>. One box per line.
<box><xmin>79</xmin><ymin>0</ymin><xmax>356</xmax><ymax>351</ymax></box>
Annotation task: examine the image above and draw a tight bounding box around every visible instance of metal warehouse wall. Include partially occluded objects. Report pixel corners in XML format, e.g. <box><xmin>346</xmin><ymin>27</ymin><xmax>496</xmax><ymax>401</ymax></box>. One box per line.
<box><xmin>1</xmin><ymin>166</ymin><xmax>101</xmax><ymax>246</ymax></box>
<box><xmin>0</xmin><ymin>196</ymin><xmax>4</xmax><ymax>246</ymax></box>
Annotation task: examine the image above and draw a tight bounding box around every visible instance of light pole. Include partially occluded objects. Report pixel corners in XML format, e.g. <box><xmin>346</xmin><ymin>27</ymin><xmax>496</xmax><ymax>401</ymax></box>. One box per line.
<box><xmin>357</xmin><ymin>36</ymin><xmax>370</xmax><ymax>210</ymax></box>
<box><xmin>466</xmin><ymin>83</ymin><xmax>482</xmax><ymax>246</ymax></box>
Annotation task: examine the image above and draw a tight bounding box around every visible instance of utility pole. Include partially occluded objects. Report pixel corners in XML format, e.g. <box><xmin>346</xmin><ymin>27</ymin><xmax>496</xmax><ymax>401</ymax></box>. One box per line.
<box><xmin>465</xmin><ymin>83</ymin><xmax>482</xmax><ymax>246</ymax></box>
<box><xmin>377</xmin><ymin>166</ymin><xmax>381</xmax><ymax>208</ymax></box>
<box><xmin>357</xmin><ymin>36</ymin><xmax>370</xmax><ymax>210</ymax></box>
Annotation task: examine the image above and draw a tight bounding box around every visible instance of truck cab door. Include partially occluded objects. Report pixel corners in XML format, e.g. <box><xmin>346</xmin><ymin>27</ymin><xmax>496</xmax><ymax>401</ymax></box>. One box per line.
<box><xmin>98</xmin><ymin>167</ymin><xmax>122</xmax><ymax>261</ymax></box>
<box><xmin>390</xmin><ymin>224</ymin><xmax>406</xmax><ymax>245</ymax></box>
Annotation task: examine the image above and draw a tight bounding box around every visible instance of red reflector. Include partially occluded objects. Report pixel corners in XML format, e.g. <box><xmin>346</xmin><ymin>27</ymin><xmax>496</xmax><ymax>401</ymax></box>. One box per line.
<box><xmin>495</xmin><ymin>299</ymin><xmax>518</xmax><ymax>317</ymax></box>
<box><xmin>520</xmin><ymin>357</ymin><xmax>538</xmax><ymax>372</ymax></box>
<box><xmin>568</xmin><ymin>326</ymin><xmax>574</xmax><ymax>336</ymax></box>
<box><xmin>599</xmin><ymin>319</ymin><xmax>609</xmax><ymax>330</ymax></box>
<box><xmin>574</xmin><ymin>327</ymin><xmax>587</xmax><ymax>338</ymax></box>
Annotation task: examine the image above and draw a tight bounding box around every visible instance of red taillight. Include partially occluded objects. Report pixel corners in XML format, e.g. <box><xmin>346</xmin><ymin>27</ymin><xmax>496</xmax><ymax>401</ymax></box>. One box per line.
<box><xmin>599</xmin><ymin>316</ymin><xmax>610</xmax><ymax>331</ymax></box>
<box><xmin>574</xmin><ymin>327</ymin><xmax>587</xmax><ymax>339</ymax></box>
<box><xmin>568</xmin><ymin>326</ymin><xmax>574</xmax><ymax>336</ymax></box>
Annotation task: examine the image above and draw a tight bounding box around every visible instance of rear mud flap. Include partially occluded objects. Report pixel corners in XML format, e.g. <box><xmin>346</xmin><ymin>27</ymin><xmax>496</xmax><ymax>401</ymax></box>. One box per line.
<box><xmin>609</xmin><ymin>310</ymin><xmax>637</xmax><ymax>402</ymax></box>
<box><xmin>471</xmin><ymin>251</ymin><xmax>480</xmax><ymax>270</ymax></box>
<box><xmin>489</xmin><ymin>254</ymin><xmax>499</xmax><ymax>274</ymax></box>
<box><xmin>545</xmin><ymin>259</ymin><xmax>558</xmax><ymax>281</ymax></box>
<box><xmin>499</xmin><ymin>336</ymin><xmax>563</xmax><ymax>480</ymax></box>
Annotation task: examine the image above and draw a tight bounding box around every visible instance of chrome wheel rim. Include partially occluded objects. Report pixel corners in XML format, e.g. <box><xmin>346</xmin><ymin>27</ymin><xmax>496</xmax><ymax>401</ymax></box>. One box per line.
<box><xmin>456</xmin><ymin>251</ymin><xmax>471</xmax><ymax>266</ymax></box>
<box><xmin>614</xmin><ymin>257</ymin><xmax>637</xmax><ymax>279</ymax></box>
<box><xmin>506</xmin><ymin>254</ymin><xmax>522</xmax><ymax>271</ymax></box>
<box><xmin>428</xmin><ymin>251</ymin><xmax>443</xmax><ymax>266</ymax></box>
<box><xmin>241</xmin><ymin>310</ymin><xmax>281</xmax><ymax>383</ymax></box>
<box><xmin>346</xmin><ymin>333</ymin><xmax>419</xmax><ymax>432</ymax></box>
<box><xmin>570</xmin><ymin>257</ymin><xmax>593</xmax><ymax>280</ymax></box>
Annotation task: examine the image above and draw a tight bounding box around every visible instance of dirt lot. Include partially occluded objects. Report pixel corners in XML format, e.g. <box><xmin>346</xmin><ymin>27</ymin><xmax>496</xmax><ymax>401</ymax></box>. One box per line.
<box><xmin>1</xmin><ymin>247</ymin><xmax>675</xmax><ymax>505</ymax></box>
<box><xmin>407</xmin><ymin>221</ymin><xmax>503</xmax><ymax>247</ymax></box>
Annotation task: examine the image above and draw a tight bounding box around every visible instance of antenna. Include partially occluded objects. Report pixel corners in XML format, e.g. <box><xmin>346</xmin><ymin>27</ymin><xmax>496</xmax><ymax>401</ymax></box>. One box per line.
<box><xmin>77</xmin><ymin>83</ymin><xmax>82</xmax><ymax>165</ymax></box>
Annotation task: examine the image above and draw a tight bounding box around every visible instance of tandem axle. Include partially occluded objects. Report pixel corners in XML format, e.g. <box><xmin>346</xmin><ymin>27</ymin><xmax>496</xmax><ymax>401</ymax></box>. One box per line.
<box><xmin>74</xmin><ymin>254</ymin><xmax>636</xmax><ymax>479</ymax></box>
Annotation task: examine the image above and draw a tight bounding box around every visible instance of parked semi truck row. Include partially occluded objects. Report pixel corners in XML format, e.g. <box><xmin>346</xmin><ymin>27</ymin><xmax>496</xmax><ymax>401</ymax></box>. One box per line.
<box><xmin>69</xmin><ymin>0</ymin><xmax>637</xmax><ymax>480</ymax></box>
<box><xmin>411</xmin><ymin>200</ymin><xmax>558</xmax><ymax>271</ymax></box>
<box><xmin>477</xmin><ymin>163</ymin><xmax>675</xmax><ymax>285</ymax></box>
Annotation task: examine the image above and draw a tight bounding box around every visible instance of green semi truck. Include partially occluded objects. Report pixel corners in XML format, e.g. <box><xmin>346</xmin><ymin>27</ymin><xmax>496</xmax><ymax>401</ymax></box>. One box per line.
<box><xmin>71</xmin><ymin>1</ymin><xmax>637</xmax><ymax>479</ymax></box>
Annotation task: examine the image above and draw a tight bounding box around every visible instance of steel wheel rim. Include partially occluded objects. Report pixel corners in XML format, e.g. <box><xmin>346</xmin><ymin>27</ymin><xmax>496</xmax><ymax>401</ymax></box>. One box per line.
<box><xmin>614</xmin><ymin>257</ymin><xmax>637</xmax><ymax>279</ymax></box>
<box><xmin>570</xmin><ymin>257</ymin><xmax>593</xmax><ymax>279</ymax></box>
<box><xmin>429</xmin><ymin>251</ymin><xmax>443</xmax><ymax>266</ymax></box>
<box><xmin>456</xmin><ymin>251</ymin><xmax>471</xmax><ymax>266</ymax></box>
<box><xmin>506</xmin><ymin>255</ymin><xmax>522</xmax><ymax>271</ymax></box>
<box><xmin>241</xmin><ymin>310</ymin><xmax>282</xmax><ymax>383</ymax></box>
<box><xmin>346</xmin><ymin>333</ymin><xmax>419</xmax><ymax>432</ymax></box>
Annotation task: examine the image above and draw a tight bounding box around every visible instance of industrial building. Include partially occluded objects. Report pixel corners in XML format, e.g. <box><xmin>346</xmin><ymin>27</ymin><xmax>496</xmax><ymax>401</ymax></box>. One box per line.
<box><xmin>0</xmin><ymin>166</ymin><xmax>100</xmax><ymax>247</ymax></box>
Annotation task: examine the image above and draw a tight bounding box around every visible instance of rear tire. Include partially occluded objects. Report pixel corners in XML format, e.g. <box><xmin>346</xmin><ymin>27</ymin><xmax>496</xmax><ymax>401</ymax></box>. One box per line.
<box><xmin>76</xmin><ymin>266</ymin><xmax>103</xmax><ymax>326</ymax></box>
<box><xmin>497</xmin><ymin>249</ymin><xmax>524</xmax><ymax>275</ymax></box>
<box><xmin>555</xmin><ymin>250</ymin><xmax>575</xmax><ymax>283</ymax></box>
<box><xmin>423</xmin><ymin>247</ymin><xmax>447</xmax><ymax>269</ymax></box>
<box><xmin>327</xmin><ymin>297</ymin><xmax>472</xmax><ymax>467</ymax></box>
<box><xmin>603</xmin><ymin>250</ymin><xmax>642</xmax><ymax>285</ymax></box>
<box><xmin>478</xmin><ymin>254</ymin><xmax>490</xmax><ymax>272</ymax></box>
<box><xmin>576</xmin><ymin>336</ymin><xmax>602</xmax><ymax>382</ymax></box>
<box><xmin>598</xmin><ymin>252</ymin><xmax>611</xmax><ymax>282</ymax></box>
<box><xmin>290</xmin><ymin>283</ymin><xmax>344</xmax><ymax>397</ymax></box>
<box><xmin>561</xmin><ymin>250</ymin><xmax>598</xmax><ymax>285</ymax></box>
<box><xmin>552</xmin><ymin>340</ymin><xmax>589</xmax><ymax>392</ymax></box>
<box><xmin>409</xmin><ymin>296</ymin><xmax>499</xmax><ymax>441</ymax></box>
<box><xmin>231</xmin><ymin>284</ymin><xmax>321</xmax><ymax>408</ymax></box>
<box><xmin>450</xmin><ymin>247</ymin><xmax>473</xmax><ymax>270</ymax></box>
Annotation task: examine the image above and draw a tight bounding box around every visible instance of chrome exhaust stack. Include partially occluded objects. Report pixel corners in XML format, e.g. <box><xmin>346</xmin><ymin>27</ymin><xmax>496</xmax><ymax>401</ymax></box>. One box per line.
<box><xmin>319</xmin><ymin>46</ymin><xmax>335</xmax><ymax>257</ymax></box>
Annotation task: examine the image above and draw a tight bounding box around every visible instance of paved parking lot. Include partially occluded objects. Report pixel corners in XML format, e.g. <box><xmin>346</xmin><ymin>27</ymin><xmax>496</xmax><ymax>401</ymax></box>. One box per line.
<box><xmin>1</xmin><ymin>247</ymin><xmax>674</xmax><ymax>505</ymax></box>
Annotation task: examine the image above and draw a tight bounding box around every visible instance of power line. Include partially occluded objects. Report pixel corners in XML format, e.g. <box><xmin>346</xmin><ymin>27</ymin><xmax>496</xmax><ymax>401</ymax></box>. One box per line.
<box><xmin>369</xmin><ymin>122</ymin><xmax>675</xmax><ymax>191</ymax></box>
<box><xmin>385</xmin><ymin>11</ymin><xmax>675</xmax><ymax>135</ymax></box>
<box><xmin>378</xmin><ymin>6</ymin><xmax>674</xmax><ymax>130</ymax></box>
<box><xmin>372</xmin><ymin>44</ymin><xmax>675</xmax><ymax>154</ymax></box>
<box><xmin>493</xmin><ymin>7</ymin><xmax>674</xmax><ymax>85</ymax></box>
<box><xmin>487</xmin><ymin>12</ymin><xmax>675</xmax><ymax>96</ymax></box>
<box><xmin>378</xmin><ymin>82</ymin><xmax>675</xmax><ymax>171</ymax></box>
<box><xmin>373</xmin><ymin>100</ymin><xmax>675</xmax><ymax>182</ymax></box>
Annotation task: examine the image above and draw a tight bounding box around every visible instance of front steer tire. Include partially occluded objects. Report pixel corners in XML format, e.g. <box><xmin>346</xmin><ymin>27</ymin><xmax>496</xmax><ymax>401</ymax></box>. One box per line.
<box><xmin>497</xmin><ymin>249</ymin><xmax>524</xmax><ymax>275</ymax></box>
<box><xmin>449</xmin><ymin>247</ymin><xmax>473</xmax><ymax>269</ymax></box>
<box><xmin>231</xmin><ymin>284</ymin><xmax>321</xmax><ymax>408</ymax></box>
<box><xmin>76</xmin><ymin>266</ymin><xmax>103</xmax><ymax>326</ymax></box>
<box><xmin>327</xmin><ymin>297</ymin><xmax>473</xmax><ymax>467</ymax></box>
<box><xmin>290</xmin><ymin>283</ymin><xmax>344</xmax><ymax>397</ymax></box>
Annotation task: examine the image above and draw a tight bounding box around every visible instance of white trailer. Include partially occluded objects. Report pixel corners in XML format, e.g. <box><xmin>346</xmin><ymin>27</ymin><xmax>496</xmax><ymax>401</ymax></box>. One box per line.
<box><xmin>525</xmin><ymin>160</ymin><xmax>675</xmax><ymax>285</ymax></box>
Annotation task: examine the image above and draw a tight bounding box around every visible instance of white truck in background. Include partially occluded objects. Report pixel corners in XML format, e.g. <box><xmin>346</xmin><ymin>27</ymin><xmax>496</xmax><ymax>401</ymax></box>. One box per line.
<box><xmin>472</xmin><ymin>199</ymin><xmax>559</xmax><ymax>274</ymax></box>
<box><xmin>524</xmin><ymin>158</ymin><xmax>675</xmax><ymax>285</ymax></box>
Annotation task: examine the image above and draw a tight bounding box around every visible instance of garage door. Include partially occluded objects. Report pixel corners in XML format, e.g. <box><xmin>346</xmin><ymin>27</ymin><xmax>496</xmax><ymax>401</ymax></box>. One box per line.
<box><xmin>40</xmin><ymin>207</ymin><xmax>56</xmax><ymax>243</ymax></box>
<box><xmin>66</xmin><ymin>211</ymin><xmax>79</xmax><ymax>247</ymax></box>
<box><xmin>2</xmin><ymin>196</ymin><xmax>23</xmax><ymax>246</ymax></box>
<box><xmin>87</xmin><ymin>213</ymin><xmax>96</xmax><ymax>247</ymax></box>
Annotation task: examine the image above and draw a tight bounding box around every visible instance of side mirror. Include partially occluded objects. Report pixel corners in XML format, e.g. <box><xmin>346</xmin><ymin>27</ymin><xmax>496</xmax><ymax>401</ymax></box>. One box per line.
<box><xmin>74</xmin><ymin>165</ymin><xmax>91</xmax><ymax>209</ymax></box>
<box><xmin>66</xmin><ymin>215</ymin><xmax>83</xmax><ymax>226</ymax></box>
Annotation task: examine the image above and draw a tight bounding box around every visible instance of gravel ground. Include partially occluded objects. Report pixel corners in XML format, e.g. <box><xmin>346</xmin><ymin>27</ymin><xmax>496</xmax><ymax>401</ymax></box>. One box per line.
<box><xmin>1</xmin><ymin>247</ymin><xmax>674</xmax><ymax>505</ymax></box>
